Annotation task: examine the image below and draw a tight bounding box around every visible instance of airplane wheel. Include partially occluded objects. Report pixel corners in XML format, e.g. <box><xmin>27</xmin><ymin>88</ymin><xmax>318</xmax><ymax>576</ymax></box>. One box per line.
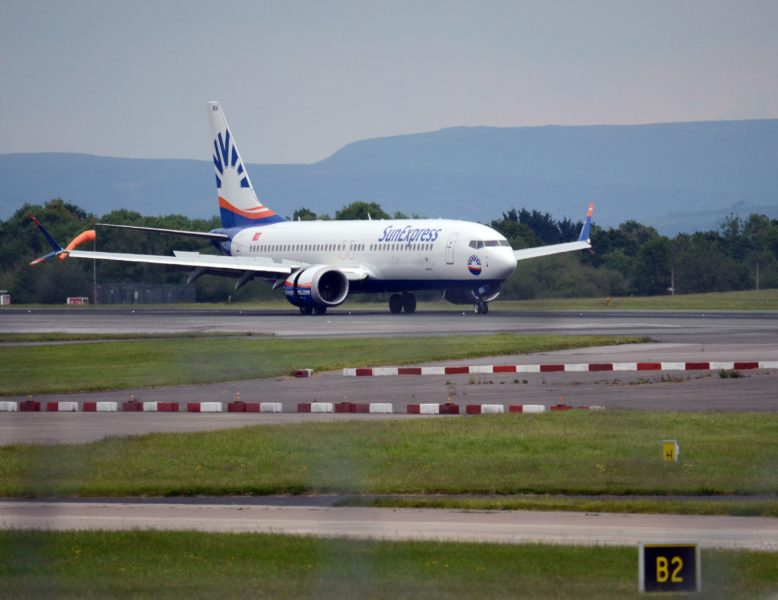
<box><xmin>313</xmin><ymin>305</ymin><xmax>327</xmax><ymax>315</ymax></box>
<box><xmin>402</xmin><ymin>293</ymin><xmax>417</xmax><ymax>314</ymax></box>
<box><xmin>299</xmin><ymin>306</ymin><xmax>313</xmax><ymax>315</ymax></box>
<box><xmin>474</xmin><ymin>300</ymin><xmax>488</xmax><ymax>315</ymax></box>
<box><xmin>389</xmin><ymin>294</ymin><xmax>403</xmax><ymax>314</ymax></box>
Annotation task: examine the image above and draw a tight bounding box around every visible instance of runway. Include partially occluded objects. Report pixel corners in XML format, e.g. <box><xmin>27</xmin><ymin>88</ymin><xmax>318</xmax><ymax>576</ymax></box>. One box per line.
<box><xmin>2</xmin><ymin>500</ymin><xmax>777</xmax><ymax>550</ymax></box>
<box><xmin>3</xmin><ymin>306</ymin><xmax>778</xmax><ymax>343</ymax></box>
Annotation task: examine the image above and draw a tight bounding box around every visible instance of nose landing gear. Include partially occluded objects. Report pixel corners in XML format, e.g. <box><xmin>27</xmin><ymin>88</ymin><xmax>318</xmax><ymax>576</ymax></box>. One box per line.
<box><xmin>474</xmin><ymin>300</ymin><xmax>489</xmax><ymax>315</ymax></box>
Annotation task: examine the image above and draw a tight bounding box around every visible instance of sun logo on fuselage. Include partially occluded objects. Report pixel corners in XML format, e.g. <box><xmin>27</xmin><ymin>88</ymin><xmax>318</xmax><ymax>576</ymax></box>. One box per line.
<box><xmin>212</xmin><ymin>129</ymin><xmax>250</xmax><ymax>190</ymax></box>
<box><xmin>467</xmin><ymin>255</ymin><xmax>482</xmax><ymax>275</ymax></box>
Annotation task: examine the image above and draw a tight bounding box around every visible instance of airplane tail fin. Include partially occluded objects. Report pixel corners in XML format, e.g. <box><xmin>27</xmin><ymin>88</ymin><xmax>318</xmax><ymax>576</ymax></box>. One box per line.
<box><xmin>207</xmin><ymin>102</ymin><xmax>284</xmax><ymax>229</ymax></box>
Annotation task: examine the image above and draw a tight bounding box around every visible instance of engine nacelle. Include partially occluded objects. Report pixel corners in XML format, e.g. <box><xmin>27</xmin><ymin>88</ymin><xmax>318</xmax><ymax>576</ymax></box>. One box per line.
<box><xmin>443</xmin><ymin>284</ymin><xmax>502</xmax><ymax>305</ymax></box>
<box><xmin>284</xmin><ymin>265</ymin><xmax>349</xmax><ymax>308</ymax></box>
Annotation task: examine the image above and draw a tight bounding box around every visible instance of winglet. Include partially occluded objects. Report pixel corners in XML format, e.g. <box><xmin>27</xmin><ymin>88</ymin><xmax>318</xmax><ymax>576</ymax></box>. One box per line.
<box><xmin>59</xmin><ymin>229</ymin><xmax>96</xmax><ymax>260</ymax></box>
<box><xmin>577</xmin><ymin>203</ymin><xmax>594</xmax><ymax>243</ymax></box>
<box><xmin>29</xmin><ymin>215</ymin><xmax>66</xmax><ymax>265</ymax></box>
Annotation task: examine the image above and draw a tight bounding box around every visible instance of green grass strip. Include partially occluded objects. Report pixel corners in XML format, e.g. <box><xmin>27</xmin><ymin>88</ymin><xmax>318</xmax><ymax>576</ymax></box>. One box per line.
<box><xmin>338</xmin><ymin>495</ymin><xmax>778</xmax><ymax>517</ymax></box>
<box><xmin>0</xmin><ymin>333</ymin><xmax>642</xmax><ymax>395</ymax></box>
<box><xmin>0</xmin><ymin>331</ymin><xmax>264</xmax><ymax>343</ymax></box>
<box><xmin>3</xmin><ymin>412</ymin><xmax>778</xmax><ymax>506</ymax></box>
<box><xmin>492</xmin><ymin>288</ymin><xmax>778</xmax><ymax>311</ymax></box>
<box><xmin>1</xmin><ymin>531</ymin><xmax>776</xmax><ymax>599</ymax></box>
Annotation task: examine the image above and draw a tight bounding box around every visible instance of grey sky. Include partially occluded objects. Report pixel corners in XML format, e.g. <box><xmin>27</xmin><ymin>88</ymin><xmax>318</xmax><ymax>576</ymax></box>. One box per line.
<box><xmin>1</xmin><ymin>0</ymin><xmax>776</xmax><ymax>163</ymax></box>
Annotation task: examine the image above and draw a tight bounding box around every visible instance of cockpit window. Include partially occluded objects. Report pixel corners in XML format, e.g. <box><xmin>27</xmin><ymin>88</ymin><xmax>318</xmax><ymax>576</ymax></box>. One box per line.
<box><xmin>499</xmin><ymin>240</ymin><xmax>511</xmax><ymax>247</ymax></box>
<box><xmin>468</xmin><ymin>240</ymin><xmax>484</xmax><ymax>249</ymax></box>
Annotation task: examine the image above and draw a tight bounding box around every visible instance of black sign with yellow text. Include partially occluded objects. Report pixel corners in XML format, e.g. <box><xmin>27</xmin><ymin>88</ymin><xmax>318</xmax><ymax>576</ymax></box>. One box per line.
<box><xmin>639</xmin><ymin>543</ymin><xmax>700</xmax><ymax>593</ymax></box>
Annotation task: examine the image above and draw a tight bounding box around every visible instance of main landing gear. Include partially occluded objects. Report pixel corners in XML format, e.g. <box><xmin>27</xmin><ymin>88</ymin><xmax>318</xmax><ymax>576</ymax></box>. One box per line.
<box><xmin>389</xmin><ymin>293</ymin><xmax>417</xmax><ymax>314</ymax></box>
<box><xmin>299</xmin><ymin>305</ymin><xmax>328</xmax><ymax>315</ymax></box>
<box><xmin>473</xmin><ymin>300</ymin><xmax>489</xmax><ymax>315</ymax></box>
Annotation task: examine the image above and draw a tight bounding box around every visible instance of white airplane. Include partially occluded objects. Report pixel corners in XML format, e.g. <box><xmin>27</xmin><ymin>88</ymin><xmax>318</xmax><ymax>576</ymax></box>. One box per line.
<box><xmin>31</xmin><ymin>102</ymin><xmax>593</xmax><ymax>315</ymax></box>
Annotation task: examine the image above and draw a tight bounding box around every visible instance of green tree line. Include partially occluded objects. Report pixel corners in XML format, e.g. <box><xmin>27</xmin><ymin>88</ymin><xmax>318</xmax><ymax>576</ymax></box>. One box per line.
<box><xmin>2</xmin><ymin>199</ymin><xmax>776</xmax><ymax>304</ymax></box>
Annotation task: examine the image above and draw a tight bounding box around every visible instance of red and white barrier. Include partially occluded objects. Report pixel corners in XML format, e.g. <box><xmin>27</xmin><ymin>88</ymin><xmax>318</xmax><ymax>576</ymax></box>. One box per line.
<box><xmin>509</xmin><ymin>404</ymin><xmax>546</xmax><ymax>413</ymax></box>
<box><xmin>46</xmin><ymin>401</ymin><xmax>78</xmax><ymax>412</ymax></box>
<box><xmin>0</xmin><ymin>401</ymin><xmax>18</xmax><ymax>412</ymax></box>
<box><xmin>298</xmin><ymin>402</ymin><xmax>334</xmax><ymax>413</ymax></box>
<box><xmin>334</xmin><ymin>402</ymin><xmax>370</xmax><ymax>413</ymax></box>
<box><xmin>466</xmin><ymin>404</ymin><xmax>505</xmax><ymax>415</ymax></box>
<box><xmin>344</xmin><ymin>361</ymin><xmax>778</xmax><ymax>377</ymax></box>
<box><xmin>260</xmin><ymin>402</ymin><xmax>283</xmax><ymax>413</ymax></box>
<box><xmin>369</xmin><ymin>403</ymin><xmax>393</xmax><ymax>414</ymax></box>
<box><xmin>227</xmin><ymin>401</ymin><xmax>260</xmax><ymax>413</ymax></box>
<box><xmin>142</xmin><ymin>401</ymin><xmax>178</xmax><ymax>412</ymax></box>
<box><xmin>187</xmin><ymin>402</ymin><xmax>224</xmax><ymax>413</ymax></box>
<box><xmin>407</xmin><ymin>403</ymin><xmax>460</xmax><ymax>415</ymax></box>
<box><xmin>83</xmin><ymin>401</ymin><xmax>118</xmax><ymax>412</ymax></box>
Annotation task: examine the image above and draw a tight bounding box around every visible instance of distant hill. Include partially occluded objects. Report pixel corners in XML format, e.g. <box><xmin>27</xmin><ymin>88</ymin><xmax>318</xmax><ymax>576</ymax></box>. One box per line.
<box><xmin>2</xmin><ymin>119</ymin><xmax>777</xmax><ymax>233</ymax></box>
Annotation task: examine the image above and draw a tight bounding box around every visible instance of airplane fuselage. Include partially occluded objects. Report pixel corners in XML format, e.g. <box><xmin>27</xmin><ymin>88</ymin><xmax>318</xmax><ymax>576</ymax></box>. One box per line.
<box><xmin>29</xmin><ymin>101</ymin><xmax>592</xmax><ymax>316</ymax></box>
<box><xmin>227</xmin><ymin>218</ymin><xmax>518</xmax><ymax>293</ymax></box>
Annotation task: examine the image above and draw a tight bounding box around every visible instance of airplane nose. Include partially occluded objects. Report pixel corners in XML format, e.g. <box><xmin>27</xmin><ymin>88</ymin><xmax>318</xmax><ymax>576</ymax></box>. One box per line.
<box><xmin>491</xmin><ymin>248</ymin><xmax>517</xmax><ymax>280</ymax></box>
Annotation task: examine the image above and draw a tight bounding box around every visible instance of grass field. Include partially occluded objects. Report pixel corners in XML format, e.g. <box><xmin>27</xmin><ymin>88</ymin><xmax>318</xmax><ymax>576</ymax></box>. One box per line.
<box><xmin>3</xmin><ymin>413</ymin><xmax>777</xmax><ymax>516</ymax></box>
<box><xmin>0</xmin><ymin>333</ymin><xmax>642</xmax><ymax>395</ymax></box>
<box><xmin>1</xmin><ymin>530</ymin><xmax>776</xmax><ymax>599</ymax></box>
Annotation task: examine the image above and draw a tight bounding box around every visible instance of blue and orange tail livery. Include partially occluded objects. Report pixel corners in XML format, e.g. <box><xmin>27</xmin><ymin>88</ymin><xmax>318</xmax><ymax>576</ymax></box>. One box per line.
<box><xmin>208</xmin><ymin>102</ymin><xmax>284</xmax><ymax>229</ymax></box>
<box><xmin>577</xmin><ymin>203</ymin><xmax>594</xmax><ymax>243</ymax></box>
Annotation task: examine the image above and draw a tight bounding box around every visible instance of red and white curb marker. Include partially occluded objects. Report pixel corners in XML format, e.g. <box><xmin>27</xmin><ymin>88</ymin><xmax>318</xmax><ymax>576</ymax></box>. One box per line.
<box><xmin>186</xmin><ymin>402</ymin><xmax>224</xmax><ymax>413</ymax></box>
<box><xmin>46</xmin><ymin>401</ymin><xmax>79</xmax><ymax>412</ymax></box>
<box><xmin>142</xmin><ymin>401</ymin><xmax>179</xmax><ymax>412</ymax></box>
<box><xmin>83</xmin><ymin>401</ymin><xmax>118</xmax><ymax>412</ymax></box>
<box><xmin>3</xmin><ymin>399</ymin><xmax>607</xmax><ymax>415</ymax></box>
<box><xmin>343</xmin><ymin>361</ymin><xmax>778</xmax><ymax>377</ymax></box>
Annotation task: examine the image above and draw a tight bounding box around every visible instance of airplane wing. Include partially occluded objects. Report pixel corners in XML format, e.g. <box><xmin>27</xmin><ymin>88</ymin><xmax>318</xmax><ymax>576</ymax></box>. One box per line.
<box><xmin>28</xmin><ymin>215</ymin><xmax>370</xmax><ymax>284</ymax></box>
<box><xmin>64</xmin><ymin>249</ymin><xmax>296</xmax><ymax>279</ymax></box>
<box><xmin>513</xmin><ymin>203</ymin><xmax>593</xmax><ymax>262</ymax></box>
<box><xmin>28</xmin><ymin>215</ymin><xmax>296</xmax><ymax>282</ymax></box>
<box><xmin>95</xmin><ymin>223</ymin><xmax>230</xmax><ymax>241</ymax></box>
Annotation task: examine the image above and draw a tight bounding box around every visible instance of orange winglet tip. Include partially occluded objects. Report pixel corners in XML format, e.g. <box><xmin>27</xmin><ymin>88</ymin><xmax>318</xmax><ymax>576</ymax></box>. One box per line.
<box><xmin>63</xmin><ymin>230</ymin><xmax>96</xmax><ymax>254</ymax></box>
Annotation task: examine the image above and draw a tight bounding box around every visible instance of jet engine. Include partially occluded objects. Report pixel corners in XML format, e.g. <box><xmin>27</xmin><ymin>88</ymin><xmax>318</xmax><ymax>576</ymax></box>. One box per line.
<box><xmin>284</xmin><ymin>265</ymin><xmax>349</xmax><ymax>311</ymax></box>
<box><xmin>443</xmin><ymin>283</ymin><xmax>502</xmax><ymax>305</ymax></box>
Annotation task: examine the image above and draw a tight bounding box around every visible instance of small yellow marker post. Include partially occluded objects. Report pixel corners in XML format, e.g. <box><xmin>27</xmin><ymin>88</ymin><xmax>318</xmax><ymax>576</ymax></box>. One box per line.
<box><xmin>662</xmin><ymin>440</ymin><xmax>679</xmax><ymax>463</ymax></box>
